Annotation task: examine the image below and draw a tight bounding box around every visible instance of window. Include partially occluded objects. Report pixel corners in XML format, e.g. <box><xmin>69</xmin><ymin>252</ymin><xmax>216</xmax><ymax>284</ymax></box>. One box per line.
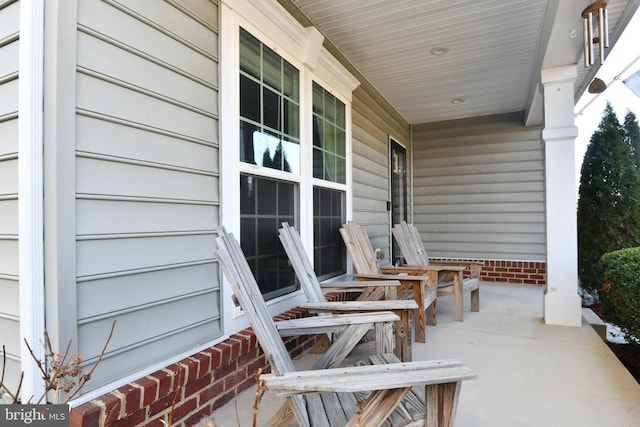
<box><xmin>239</xmin><ymin>28</ymin><xmax>300</xmax><ymax>299</ymax></box>
<box><xmin>235</xmin><ymin>24</ymin><xmax>352</xmax><ymax>297</ymax></box>
<box><xmin>312</xmin><ymin>82</ymin><xmax>347</xmax><ymax>279</ymax></box>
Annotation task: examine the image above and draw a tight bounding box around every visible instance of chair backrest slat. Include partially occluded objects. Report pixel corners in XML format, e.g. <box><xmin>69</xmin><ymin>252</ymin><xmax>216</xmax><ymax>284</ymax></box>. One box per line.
<box><xmin>279</xmin><ymin>223</ymin><xmax>326</xmax><ymax>303</ymax></box>
<box><xmin>392</xmin><ymin>221</ymin><xmax>430</xmax><ymax>266</ymax></box>
<box><xmin>340</xmin><ymin>222</ymin><xmax>382</xmax><ymax>275</ymax></box>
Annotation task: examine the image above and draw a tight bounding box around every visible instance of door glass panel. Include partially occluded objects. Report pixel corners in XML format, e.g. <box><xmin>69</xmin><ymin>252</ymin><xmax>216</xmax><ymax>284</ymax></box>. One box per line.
<box><xmin>391</xmin><ymin>140</ymin><xmax>408</xmax><ymax>262</ymax></box>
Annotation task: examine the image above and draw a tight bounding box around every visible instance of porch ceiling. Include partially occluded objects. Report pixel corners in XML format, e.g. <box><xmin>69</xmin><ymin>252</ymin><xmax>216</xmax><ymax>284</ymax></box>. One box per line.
<box><xmin>283</xmin><ymin>0</ymin><xmax>639</xmax><ymax>126</ymax></box>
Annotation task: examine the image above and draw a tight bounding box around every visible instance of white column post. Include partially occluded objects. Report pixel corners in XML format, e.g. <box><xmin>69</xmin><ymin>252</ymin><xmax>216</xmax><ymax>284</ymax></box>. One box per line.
<box><xmin>541</xmin><ymin>65</ymin><xmax>582</xmax><ymax>327</ymax></box>
<box><xmin>18</xmin><ymin>0</ymin><xmax>46</xmax><ymax>400</ymax></box>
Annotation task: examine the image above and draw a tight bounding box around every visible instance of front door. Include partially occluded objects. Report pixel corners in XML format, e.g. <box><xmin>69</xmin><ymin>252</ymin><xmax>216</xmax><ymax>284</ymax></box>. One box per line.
<box><xmin>390</xmin><ymin>139</ymin><xmax>408</xmax><ymax>263</ymax></box>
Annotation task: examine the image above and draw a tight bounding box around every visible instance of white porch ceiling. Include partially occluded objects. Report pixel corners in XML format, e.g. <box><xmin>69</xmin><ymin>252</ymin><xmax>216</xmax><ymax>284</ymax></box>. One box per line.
<box><xmin>286</xmin><ymin>0</ymin><xmax>639</xmax><ymax>125</ymax></box>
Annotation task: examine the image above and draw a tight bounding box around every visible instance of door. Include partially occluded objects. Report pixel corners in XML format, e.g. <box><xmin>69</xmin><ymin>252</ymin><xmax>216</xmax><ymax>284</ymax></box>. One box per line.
<box><xmin>390</xmin><ymin>139</ymin><xmax>408</xmax><ymax>263</ymax></box>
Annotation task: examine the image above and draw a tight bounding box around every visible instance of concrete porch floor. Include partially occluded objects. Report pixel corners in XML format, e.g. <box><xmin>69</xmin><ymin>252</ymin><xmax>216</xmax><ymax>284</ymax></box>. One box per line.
<box><xmin>209</xmin><ymin>282</ymin><xmax>640</xmax><ymax>426</ymax></box>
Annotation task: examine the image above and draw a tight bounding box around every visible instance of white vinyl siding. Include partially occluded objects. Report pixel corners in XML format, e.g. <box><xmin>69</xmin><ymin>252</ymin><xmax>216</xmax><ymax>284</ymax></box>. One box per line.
<box><xmin>351</xmin><ymin>88</ymin><xmax>410</xmax><ymax>264</ymax></box>
<box><xmin>73</xmin><ymin>0</ymin><xmax>221</xmax><ymax>391</ymax></box>
<box><xmin>0</xmin><ymin>0</ymin><xmax>21</xmax><ymax>392</ymax></box>
<box><xmin>412</xmin><ymin>113</ymin><xmax>546</xmax><ymax>261</ymax></box>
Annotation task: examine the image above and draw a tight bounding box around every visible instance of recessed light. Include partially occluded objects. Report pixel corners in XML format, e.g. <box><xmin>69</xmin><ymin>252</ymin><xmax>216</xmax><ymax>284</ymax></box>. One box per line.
<box><xmin>430</xmin><ymin>47</ymin><xmax>449</xmax><ymax>56</ymax></box>
<box><xmin>451</xmin><ymin>98</ymin><xmax>465</xmax><ymax>104</ymax></box>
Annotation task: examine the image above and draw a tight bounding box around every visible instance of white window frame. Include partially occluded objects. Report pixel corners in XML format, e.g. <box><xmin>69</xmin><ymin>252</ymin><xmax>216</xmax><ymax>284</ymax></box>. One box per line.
<box><xmin>219</xmin><ymin>0</ymin><xmax>359</xmax><ymax>333</ymax></box>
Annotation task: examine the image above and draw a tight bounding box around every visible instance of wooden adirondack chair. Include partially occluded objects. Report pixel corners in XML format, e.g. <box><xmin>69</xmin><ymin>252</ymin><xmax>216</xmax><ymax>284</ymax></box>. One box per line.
<box><xmin>340</xmin><ymin>222</ymin><xmax>466</xmax><ymax>343</ymax></box>
<box><xmin>392</xmin><ymin>221</ymin><xmax>480</xmax><ymax>316</ymax></box>
<box><xmin>278</xmin><ymin>222</ymin><xmax>418</xmax><ymax>362</ymax></box>
<box><xmin>216</xmin><ymin>227</ymin><xmax>477</xmax><ymax>427</ymax></box>
<box><xmin>217</xmin><ymin>227</ymin><xmax>401</xmax><ymax>371</ymax></box>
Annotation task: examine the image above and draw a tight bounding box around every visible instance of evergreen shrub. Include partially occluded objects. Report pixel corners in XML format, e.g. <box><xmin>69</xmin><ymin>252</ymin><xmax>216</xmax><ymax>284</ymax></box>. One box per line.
<box><xmin>597</xmin><ymin>247</ymin><xmax>640</xmax><ymax>344</ymax></box>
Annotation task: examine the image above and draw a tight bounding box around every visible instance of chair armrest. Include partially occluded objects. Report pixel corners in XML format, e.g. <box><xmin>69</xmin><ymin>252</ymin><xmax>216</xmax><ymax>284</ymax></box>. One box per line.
<box><xmin>430</xmin><ymin>260</ymin><xmax>483</xmax><ymax>266</ymax></box>
<box><xmin>301</xmin><ymin>300</ymin><xmax>418</xmax><ymax>313</ymax></box>
<box><xmin>275</xmin><ymin>311</ymin><xmax>399</xmax><ymax>336</ymax></box>
<box><xmin>261</xmin><ymin>358</ymin><xmax>477</xmax><ymax>395</ymax></box>
<box><xmin>319</xmin><ymin>280</ymin><xmax>400</xmax><ymax>293</ymax></box>
<box><xmin>380</xmin><ymin>265</ymin><xmax>465</xmax><ymax>274</ymax></box>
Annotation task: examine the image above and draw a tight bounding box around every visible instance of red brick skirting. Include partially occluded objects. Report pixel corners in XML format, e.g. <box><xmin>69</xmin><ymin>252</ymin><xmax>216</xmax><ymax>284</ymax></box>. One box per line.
<box><xmin>430</xmin><ymin>258</ymin><xmax>546</xmax><ymax>286</ymax></box>
<box><xmin>70</xmin><ymin>294</ymin><xmax>355</xmax><ymax>427</ymax></box>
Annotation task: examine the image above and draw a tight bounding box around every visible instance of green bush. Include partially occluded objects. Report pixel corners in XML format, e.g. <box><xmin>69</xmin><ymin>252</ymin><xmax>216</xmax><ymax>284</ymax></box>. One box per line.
<box><xmin>597</xmin><ymin>247</ymin><xmax>640</xmax><ymax>344</ymax></box>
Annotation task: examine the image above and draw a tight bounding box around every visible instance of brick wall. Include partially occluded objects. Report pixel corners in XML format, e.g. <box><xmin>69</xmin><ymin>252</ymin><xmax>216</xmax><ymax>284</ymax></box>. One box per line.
<box><xmin>69</xmin><ymin>296</ymin><xmax>352</xmax><ymax>427</ymax></box>
<box><xmin>430</xmin><ymin>259</ymin><xmax>546</xmax><ymax>286</ymax></box>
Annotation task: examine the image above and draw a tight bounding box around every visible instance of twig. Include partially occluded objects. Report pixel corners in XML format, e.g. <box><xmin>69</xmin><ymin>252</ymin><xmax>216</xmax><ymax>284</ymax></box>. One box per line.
<box><xmin>252</xmin><ymin>368</ymin><xmax>267</xmax><ymax>427</ymax></box>
<box><xmin>165</xmin><ymin>367</ymin><xmax>184</xmax><ymax>427</ymax></box>
<box><xmin>1</xmin><ymin>346</ymin><xmax>24</xmax><ymax>403</ymax></box>
<box><xmin>64</xmin><ymin>320</ymin><xmax>116</xmax><ymax>403</ymax></box>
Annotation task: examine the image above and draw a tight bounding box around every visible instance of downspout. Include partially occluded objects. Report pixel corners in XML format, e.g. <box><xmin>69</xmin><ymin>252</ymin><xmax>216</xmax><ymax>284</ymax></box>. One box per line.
<box><xmin>18</xmin><ymin>0</ymin><xmax>46</xmax><ymax>402</ymax></box>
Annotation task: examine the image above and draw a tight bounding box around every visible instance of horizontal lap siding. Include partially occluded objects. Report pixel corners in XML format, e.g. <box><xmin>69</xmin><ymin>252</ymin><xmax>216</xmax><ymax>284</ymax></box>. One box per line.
<box><xmin>75</xmin><ymin>0</ymin><xmax>221</xmax><ymax>391</ymax></box>
<box><xmin>0</xmin><ymin>0</ymin><xmax>21</xmax><ymax>392</ymax></box>
<box><xmin>412</xmin><ymin>115</ymin><xmax>545</xmax><ymax>261</ymax></box>
<box><xmin>351</xmin><ymin>88</ymin><xmax>410</xmax><ymax>263</ymax></box>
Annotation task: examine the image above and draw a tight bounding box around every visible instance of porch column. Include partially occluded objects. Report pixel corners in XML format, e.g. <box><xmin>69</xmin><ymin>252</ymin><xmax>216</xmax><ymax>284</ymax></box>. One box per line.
<box><xmin>541</xmin><ymin>65</ymin><xmax>582</xmax><ymax>327</ymax></box>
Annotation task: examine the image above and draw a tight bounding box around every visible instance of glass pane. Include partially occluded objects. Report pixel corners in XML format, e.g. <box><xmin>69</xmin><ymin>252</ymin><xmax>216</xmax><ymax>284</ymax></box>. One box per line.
<box><xmin>313</xmin><ymin>116</ymin><xmax>323</xmax><ymax>147</ymax></box>
<box><xmin>240</xmin><ymin>218</ymin><xmax>255</xmax><ymax>257</ymax></box>
<box><xmin>257</xmin><ymin>256</ymin><xmax>278</xmax><ymax>294</ymax></box>
<box><xmin>283</xmin><ymin>60</ymin><xmax>299</xmax><ymax>99</ymax></box>
<box><xmin>240</xmin><ymin>174</ymin><xmax>256</xmax><ymax>214</ymax></box>
<box><xmin>313</xmin><ymin>82</ymin><xmax>323</xmax><ymax>115</ymax></box>
<box><xmin>336</xmin><ymin>101</ymin><xmax>346</xmax><ymax>128</ymax></box>
<box><xmin>240</xmin><ymin>121</ymin><xmax>260</xmax><ymax>165</ymax></box>
<box><xmin>390</xmin><ymin>141</ymin><xmax>408</xmax><ymax>261</ymax></box>
<box><xmin>283</xmin><ymin>98</ymin><xmax>299</xmax><ymax>138</ymax></box>
<box><xmin>258</xmin><ymin>179</ymin><xmax>277</xmax><ymax>214</ymax></box>
<box><xmin>280</xmin><ymin>138</ymin><xmax>299</xmax><ymax>173</ymax></box>
<box><xmin>313</xmin><ymin>148</ymin><xmax>323</xmax><ymax>179</ymax></box>
<box><xmin>325</xmin><ymin>91</ymin><xmax>336</xmax><ymax>122</ymax></box>
<box><xmin>319</xmin><ymin>187</ymin><xmax>332</xmax><ymax>216</ymax></box>
<box><xmin>240</xmin><ymin>75</ymin><xmax>260</xmax><ymax>123</ymax></box>
<box><xmin>324</xmin><ymin>122</ymin><xmax>335</xmax><ymax>152</ymax></box>
<box><xmin>258</xmin><ymin>217</ymin><xmax>278</xmax><ymax>254</ymax></box>
<box><xmin>278</xmin><ymin>181</ymin><xmax>295</xmax><ymax>215</ymax></box>
<box><xmin>263</xmin><ymin>87</ymin><xmax>281</xmax><ymax>132</ymax></box>
<box><xmin>239</xmin><ymin>28</ymin><xmax>260</xmax><ymax>79</ymax></box>
<box><xmin>262</xmin><ymin>47</ymin><xmax>282</xmax><ymax>92</ymax></box>
<box><xmin>336</xmin><ymin>128</ymin><xmax>346</xmax><ymax>156</ymax></box>
<box><xmin>335</xmin><ymin>156</ymin><xmax>346</xmax><ymax>184</ymax></box>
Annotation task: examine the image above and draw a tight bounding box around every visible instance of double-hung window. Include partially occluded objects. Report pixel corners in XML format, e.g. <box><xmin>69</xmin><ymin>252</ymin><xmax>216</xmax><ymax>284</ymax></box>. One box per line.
<box><xmin>239</xmin><ymin>28</ymin><xmax>299</xmax><ymax>300</ymax></box>
<box><xmin>312</xmin><ymin>83</ymin><xmax>347</xmax><ymax>280</ymax></box>
<box><xmin>235</xmin><ymin>20</ymin><xmax>354</xmax><ymax>300</ymax></box>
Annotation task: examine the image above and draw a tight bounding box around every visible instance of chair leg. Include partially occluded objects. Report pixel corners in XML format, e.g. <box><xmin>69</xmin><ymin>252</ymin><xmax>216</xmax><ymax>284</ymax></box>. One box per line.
<box><xmin>395</xmin><ymin>310</ymin><xmax>411</xmax><ymax>362</ymax></box>
<box><xmin>471</xmin><ymin>288</ymin><xmax>480</xmax><ymax>312</ymax></box>
<box><xmin>412</xmin><ymin>284</ymin><xmax>426</xmax><ymax>343</ymax></box>
<box><xmin>426</xmin><ymin>299</ymin><xmax>437</xmax><ymax>326</ymax></box>
<box><xmin>453</xmin><ymin>271</ymin><xmax>463</xmax><ymax>322</ymax></box>
<box><xmin>425</xmin><ymin>381</ymin><xmax>462</xmax><ymax>427</ymax></box>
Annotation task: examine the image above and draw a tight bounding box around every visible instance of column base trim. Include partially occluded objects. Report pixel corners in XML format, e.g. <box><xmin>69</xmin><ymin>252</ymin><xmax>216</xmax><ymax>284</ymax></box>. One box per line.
<box><xmin>544</xmin><ymin>291</ymin><xmax>582</xmax><ymax>327</ymax></box>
